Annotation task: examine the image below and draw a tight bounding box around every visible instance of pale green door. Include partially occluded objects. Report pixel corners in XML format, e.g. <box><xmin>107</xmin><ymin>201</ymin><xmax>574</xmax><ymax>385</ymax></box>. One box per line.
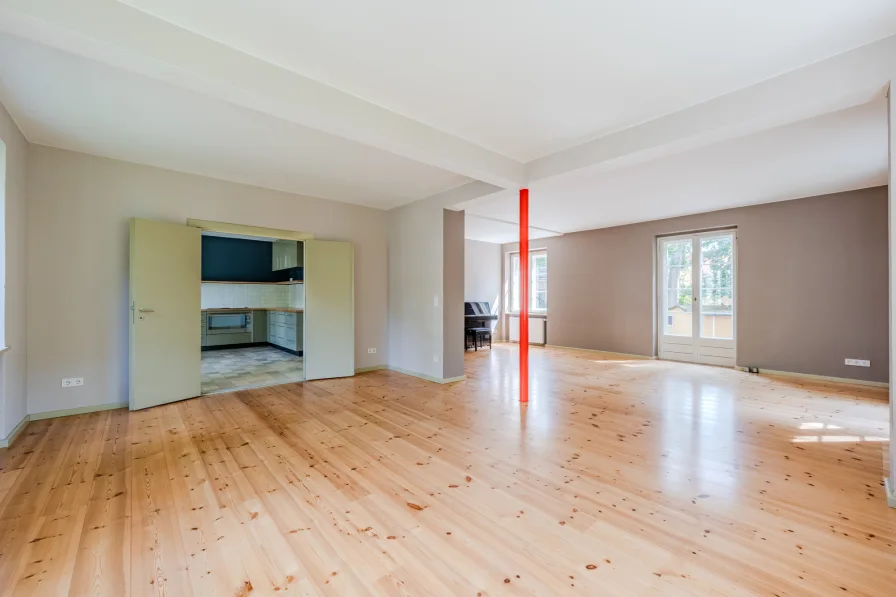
<box><xmin>304</xmin><ymin>240</ymin><xmax>354</xmax><ymax>380</ymax></box>
<box><xmin>129</xmin><ymin>218</ymin><xmax>201</xmax><ymax>410</ymax></box>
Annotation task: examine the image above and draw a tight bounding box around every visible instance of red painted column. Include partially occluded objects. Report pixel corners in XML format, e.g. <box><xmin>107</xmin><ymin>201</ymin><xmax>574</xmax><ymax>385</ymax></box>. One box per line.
<box><xmin>520</xmin><ymin>188</ymin><xmax>529</xmax><ymax>403</ymax></box>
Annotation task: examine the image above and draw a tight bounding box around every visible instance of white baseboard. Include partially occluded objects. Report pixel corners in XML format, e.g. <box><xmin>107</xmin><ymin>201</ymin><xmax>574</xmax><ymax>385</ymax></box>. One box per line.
<box><xmin>387</xmin><ymin>365</ymin><xmax>465</xmax><ymax>384</ymax></box>
<box><xmin>546</xmin><ymin>345</ymin><xmax>656</xmax><ymax>360</ymax></box>
<box><xmin>734</xmin><ymin>366</ymin><xmax>888</xmax><ymax>388</ymax></box>
<box><xmin>885</xmin><ymin>478</ymin><xmax>896</xmax><ymax>509</ymax></box>
<box><xmin>355</xmin><ymin>365</ymin><xmax>387</xmax><ymax>374</ymax></box>
<box><xmin>29</xmin><ymin>401</ymin><xmax>129</xmax><ymax>422</ymax></box>
<box><xmin>0</xmin><ymin>414</ymin><xmax>30</xmax><ymax>449</ymax></box>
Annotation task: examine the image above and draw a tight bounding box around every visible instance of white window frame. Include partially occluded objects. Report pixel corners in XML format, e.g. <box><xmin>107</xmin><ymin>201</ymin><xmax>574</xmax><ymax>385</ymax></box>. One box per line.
<box><xmin>508</xmin><ymin>249</ymin><xmax>548</xmax><ymax>315</ymax></box>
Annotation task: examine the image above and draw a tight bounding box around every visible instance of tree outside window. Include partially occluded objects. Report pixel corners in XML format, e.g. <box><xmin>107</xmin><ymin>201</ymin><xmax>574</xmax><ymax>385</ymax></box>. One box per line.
<box><xmin>510</xmin><ymin>250</ymin><xmax>547</xmax><ymax>313</ymax></box>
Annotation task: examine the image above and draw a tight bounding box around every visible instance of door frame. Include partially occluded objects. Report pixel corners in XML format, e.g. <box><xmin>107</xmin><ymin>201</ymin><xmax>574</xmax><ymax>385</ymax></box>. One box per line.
<box><xmin>186</xmin><ymin>219</ymin><xmax>315</xmax><ymax>241</ymax></box>
<box><xmin>656</xmin><ymin>228</ymin><xmax>738</xmax><ymax>365</ymax></box>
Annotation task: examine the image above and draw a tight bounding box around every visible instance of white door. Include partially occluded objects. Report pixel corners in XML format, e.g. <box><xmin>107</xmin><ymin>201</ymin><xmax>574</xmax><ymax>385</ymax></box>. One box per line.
<box><xmin>129</xmin><ymin>218</ymin><xmax>201</xmax><ymax>409</ymax></box>
<box><xmin>304</xmin><ymin>240</ymin><xmax>354</xmax><ymax>380</ymax></box>
<box><xmin>658</xmin><ymin>231</ymin><xmax>736</xmax><ymax>366</ymax></box>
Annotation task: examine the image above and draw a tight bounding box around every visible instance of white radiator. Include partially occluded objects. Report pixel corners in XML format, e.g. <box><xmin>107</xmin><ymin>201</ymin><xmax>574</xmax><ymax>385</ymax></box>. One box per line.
<box><xmin>508</xmin><ymin>316</ymin><xmax>546</xmax><ymax>345</ymax></box>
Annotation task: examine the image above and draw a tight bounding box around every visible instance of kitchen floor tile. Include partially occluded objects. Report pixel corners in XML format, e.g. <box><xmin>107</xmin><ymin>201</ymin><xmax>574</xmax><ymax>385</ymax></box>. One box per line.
<box><xmin>201</xmin><ymin>346</ymin><xmax>303</xmax><ymax>394</ymax></box>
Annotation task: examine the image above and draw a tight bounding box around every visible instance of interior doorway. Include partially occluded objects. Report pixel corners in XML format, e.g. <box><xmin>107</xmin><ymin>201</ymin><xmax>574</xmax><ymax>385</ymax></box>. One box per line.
<box><xmin>657</xmin><ymin>230</ymin><xmax>737</xmax><ymax>366</ymax></box>
<box><xmin>199</xmin><ymin>232</ymin><xmax>306</xmax><ymax>395</ymax></box>
<box><xmin>130</xmin><ymin>218</ymin><xmax>354</xmax><ymax>411</ymax></box>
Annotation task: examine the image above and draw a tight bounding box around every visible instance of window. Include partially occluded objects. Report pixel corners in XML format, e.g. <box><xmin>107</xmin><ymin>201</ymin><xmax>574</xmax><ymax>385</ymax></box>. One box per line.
<box><xmin>510</xmin><ymin>250</ymin><xmax>547</xmax><ymax>313</ymax></box>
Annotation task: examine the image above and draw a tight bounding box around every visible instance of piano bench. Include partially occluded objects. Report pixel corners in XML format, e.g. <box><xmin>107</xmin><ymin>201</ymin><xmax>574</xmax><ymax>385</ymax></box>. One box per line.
<box><xmin>466</xmin><ymin>327</ymin><xmax>492</xmax><ymax>351</ymax></box>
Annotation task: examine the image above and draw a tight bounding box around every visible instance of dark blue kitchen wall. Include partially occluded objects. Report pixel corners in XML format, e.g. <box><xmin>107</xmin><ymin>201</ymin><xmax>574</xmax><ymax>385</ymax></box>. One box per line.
<box><xmin>202</xmin><ymin>236</ymin><xmax>301</xmax><ymax>282</ymax></box>
<box><xmin>202</xmin><ymin>236</ymin><xmax>276</xmax><ymax>282</ymax></box>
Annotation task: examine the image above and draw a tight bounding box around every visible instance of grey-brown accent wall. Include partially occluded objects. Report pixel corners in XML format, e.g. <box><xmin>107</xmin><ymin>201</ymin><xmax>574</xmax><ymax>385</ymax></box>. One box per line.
<box><xmin>503</xmin><ymin>187</ymin><xmax>888</xmax><ymax>383</ymax></box>
<box><xmin>442</xmin><ymin>209</ymin><xmax>465</xmax><ymax>380</ymax></box>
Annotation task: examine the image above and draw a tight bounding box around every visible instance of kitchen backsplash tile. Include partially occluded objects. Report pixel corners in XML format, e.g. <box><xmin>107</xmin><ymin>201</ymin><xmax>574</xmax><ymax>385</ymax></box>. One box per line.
<box><xmin>289</xmin><ymin>284</ymin><xmax>305</xmax><ymax>308</ymax></box>
<box><xmin>201</xmin><ymin>283</ymin><xmax>304</xmax><ymax>309</ymax></box>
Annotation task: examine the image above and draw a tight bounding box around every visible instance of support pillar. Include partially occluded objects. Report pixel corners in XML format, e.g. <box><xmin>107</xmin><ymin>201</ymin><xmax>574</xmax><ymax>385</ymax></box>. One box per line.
<box><xmin>888</xmin><ymin>82</ymin><xmax>896</xmax><ymax>508</ymax></box>
<box><xmin>520</xmin><ymin>188</ymin><xmax>529</xmax><ymax>403</ymax></box>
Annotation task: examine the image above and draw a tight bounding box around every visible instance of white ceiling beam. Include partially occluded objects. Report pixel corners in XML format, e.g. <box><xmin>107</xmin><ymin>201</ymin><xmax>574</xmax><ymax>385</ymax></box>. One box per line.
<box><xmin>0</xmin><ymin>0</ymin><xmax>526</xmax><ymax>188</ymax></box>
<box><xmin>428</xmin><ymin>181</ymin><xmax>505</xmax><ymax>211</ymax></box>
<box><xmin>528</xmin><ymin>35</ymin><xmax>896</xmax><ymax>184</ymax></box>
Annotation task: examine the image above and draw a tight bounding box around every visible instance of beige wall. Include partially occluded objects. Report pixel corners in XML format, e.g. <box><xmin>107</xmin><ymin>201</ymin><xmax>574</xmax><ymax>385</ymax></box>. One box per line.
<box><xmin>386</xmin><ymin>197</ymin><xmax>468</xmax><ymax>382</ymax></box>
<box><xmin>26</xmin><ymin>146</ymin><xmax>388</xmax><ymax>415</ymax></box>
<box><xmin>0</xmin><ymin>99</ymin><xmax>27</xmax><ymax>438</ymax></box>
<box><xmin>442</xmin><ymin>209</ymin><xmax>464</xmax><ymax>379</ymax></box>
<box><xmin>387</xmin><ymin>198</ymin><xmax>445</xmax><ymax>380</ymax></box>
<box><xmin>504</xmin><ymin>187</ymin><xmax>889</xmax><ymax>383</ymax></box>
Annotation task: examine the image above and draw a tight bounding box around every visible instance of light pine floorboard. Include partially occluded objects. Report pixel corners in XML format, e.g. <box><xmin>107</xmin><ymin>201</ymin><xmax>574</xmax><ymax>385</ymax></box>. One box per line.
<box><xmin>0</xmin><ymin>344</ymin><xmax>894</xmax><ymax>596</ymax></box>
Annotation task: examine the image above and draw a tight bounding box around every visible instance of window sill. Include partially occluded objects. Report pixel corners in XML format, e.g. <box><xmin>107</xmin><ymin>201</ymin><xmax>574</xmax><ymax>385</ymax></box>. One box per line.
<box><xmin>0</xmin><ymin>346</ymin><xmax>10</xmax><ymax>355</ymax></box>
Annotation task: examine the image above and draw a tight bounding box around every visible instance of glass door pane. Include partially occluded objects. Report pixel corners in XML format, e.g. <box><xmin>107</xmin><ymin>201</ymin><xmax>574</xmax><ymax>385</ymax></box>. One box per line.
<box><xmin>663</xmin><ymin>239</ymin><xmax>693</xmax><ymax>337</ymax></box>
<box><xmin>699</xmin><ymin>235</ymin><xmax>734</xmax><ymax>339</ymax></box>
<box><xmin>510</xmin><ymin>253</ymin><xmax>520</xmax><ymax>312</ymax></box>
<box><xmin>208</xmin><ymin>313</ymin><xmax>248</xmax><ymax>331</ymax></box>
<box><xmin>531</xmin><ymin>253</ymin><xmax>547</xmax><ymax>311</ymax></box>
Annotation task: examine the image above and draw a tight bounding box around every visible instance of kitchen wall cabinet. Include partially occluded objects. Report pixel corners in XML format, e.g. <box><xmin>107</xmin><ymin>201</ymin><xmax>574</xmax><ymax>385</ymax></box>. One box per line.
<box><xmin>272</xmin><ymin>240</ymin><xmax>303</xmax><ymax>271</ymax></box>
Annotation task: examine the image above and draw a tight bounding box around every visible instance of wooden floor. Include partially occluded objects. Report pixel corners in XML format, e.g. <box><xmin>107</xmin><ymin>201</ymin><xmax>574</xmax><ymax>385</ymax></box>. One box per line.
<box><xmin>1</xmin><ymin>345</ymin><xmax>893</xmax><ymax>596</ymax></box>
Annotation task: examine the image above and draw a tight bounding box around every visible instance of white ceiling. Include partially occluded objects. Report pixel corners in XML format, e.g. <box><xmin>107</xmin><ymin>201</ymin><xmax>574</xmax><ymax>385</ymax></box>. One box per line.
<box><xmin>464</xmin><ymin>214</ymin><xmax>562</xmax><ymax>245</ymax></box>
<box><xmin>0</xmin><ymin>0</ymin><xmax>893</xmax><ymax>233</ymax></box>
<box><xmin>0</xmin><ymin>33</ymin><xmax>468</xmax><ymax>209</ymax></box>
<box><xmin>457</xmin><ymin>99</ymin><xmax>889</xmax><ymax>242</ymax></box>
<box><xmin>116</xmin><ymin>0</ymin><xmax>896</xmax><ymax>161</ymax></box>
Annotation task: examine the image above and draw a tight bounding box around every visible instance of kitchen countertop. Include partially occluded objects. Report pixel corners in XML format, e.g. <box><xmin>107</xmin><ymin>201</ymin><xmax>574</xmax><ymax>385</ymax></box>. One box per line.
<box><xmin>202</xmin><ymin>280</ymin><xmax>303</xmax><ymax>285</ymax></box>
<box><xmin>203</xmin><ymin>307</ymin><xmax>304</xmax><ymax>313</ymax></box>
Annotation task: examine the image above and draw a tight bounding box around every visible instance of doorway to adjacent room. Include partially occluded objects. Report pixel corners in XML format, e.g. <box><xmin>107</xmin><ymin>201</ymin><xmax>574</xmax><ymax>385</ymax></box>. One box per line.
<box><xmin>199</xmin><ymin>231</ymin><xmax>306</xmax><ymax>395</ymax></box>
<box><xmin>129</xmin><ymin>218</ymin><xmax>355</xmax><ymax>410</ymax></box>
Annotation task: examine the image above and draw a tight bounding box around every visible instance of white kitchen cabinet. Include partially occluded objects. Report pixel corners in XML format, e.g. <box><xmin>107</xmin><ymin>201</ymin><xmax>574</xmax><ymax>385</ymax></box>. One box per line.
<box><xmin>267</xmin><ymin>310</ymin><xmax>302</xmax><ymax>353</ymax></box>
<box><xmin>272</xmin><ymin>240</ymin><xmax>303</xmax><ymax>271</ymax></box>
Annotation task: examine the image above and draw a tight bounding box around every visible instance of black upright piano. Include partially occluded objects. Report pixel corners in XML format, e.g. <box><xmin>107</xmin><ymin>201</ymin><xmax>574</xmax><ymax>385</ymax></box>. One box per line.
<box><xmin>465</xmin><ymin>302</ymin><xmax>498</xmax><ymax>350</ymax></box>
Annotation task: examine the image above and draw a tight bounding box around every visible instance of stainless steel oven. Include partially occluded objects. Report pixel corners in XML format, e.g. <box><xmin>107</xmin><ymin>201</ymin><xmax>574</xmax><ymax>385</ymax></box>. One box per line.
<box><xmin>207</xmin><ymin>311</ymin><xmax>252</xmax><ymax>334</ymax></box>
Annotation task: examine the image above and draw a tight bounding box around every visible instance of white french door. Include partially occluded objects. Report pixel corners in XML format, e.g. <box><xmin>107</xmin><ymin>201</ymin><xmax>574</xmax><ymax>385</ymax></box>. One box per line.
<box><xmin>658</xmin><ymin>230</ymin><xmax>736</xmax><ymax>366</ymax></box>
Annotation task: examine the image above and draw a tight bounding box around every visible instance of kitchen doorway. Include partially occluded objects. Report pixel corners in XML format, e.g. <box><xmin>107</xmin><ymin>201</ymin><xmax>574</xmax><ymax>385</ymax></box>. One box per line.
<box><xmin>657</xmin><ymin>230</ymin><xmax>737</xmax><ymax>366</ymax></box>
<box><xmin>130</xmin><ymin>218</ymin><xmax>355</xmax><ymax>410</ymax></box>
<box><xmin>200</xmin><ymin>231</ymin><xmax>305</xmax><ymax>394</ymax></box>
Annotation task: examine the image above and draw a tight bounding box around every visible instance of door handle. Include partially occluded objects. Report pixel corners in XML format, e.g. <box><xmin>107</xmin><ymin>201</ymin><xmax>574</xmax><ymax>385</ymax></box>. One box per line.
<box><xmin>138</xmin><ymin>308</ymin><xmax>155</xmax><ymax>313</ymax></box>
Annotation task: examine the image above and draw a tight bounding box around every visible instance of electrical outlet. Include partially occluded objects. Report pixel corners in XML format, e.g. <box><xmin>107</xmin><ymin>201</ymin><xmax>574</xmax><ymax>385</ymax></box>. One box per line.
<box><xmin>62</xmin><ymin>377</ymin><xmax>84</xmax><ymax>388</ymax></box>
<box><xmin>433</xmin><ymin>354</ymin><xmax>439</xmax><ymax>363</ymax></box>
<box><xmin>845</xmin><ymin>359</ymin><xmax>870</xmax><ymax>367</ymax></box>
<box><xmin>368</xmin><ymin>348</ymin><xmax>376</xmax><ymax>354</ymax></box>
